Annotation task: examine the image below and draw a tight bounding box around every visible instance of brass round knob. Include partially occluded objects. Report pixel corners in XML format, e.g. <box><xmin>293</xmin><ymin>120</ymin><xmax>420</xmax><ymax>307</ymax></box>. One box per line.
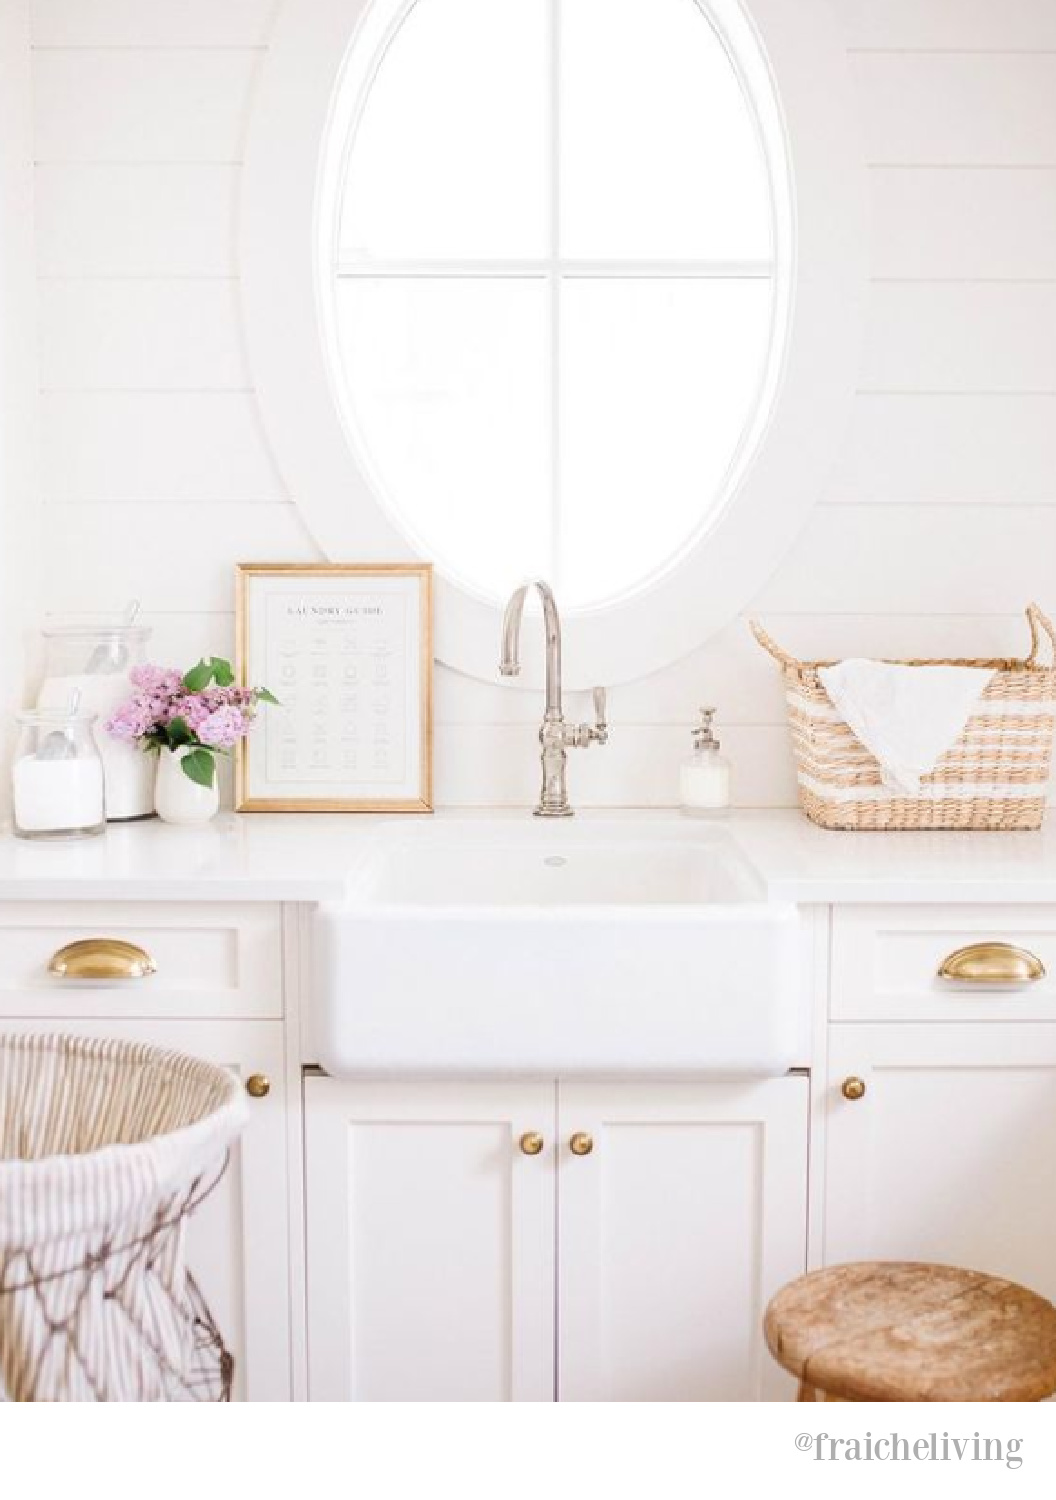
<box><xmin>841</xmin><ymin>1076</ymin><xmax>866</xmax><ymax>1102</ymax></box>
<box><xmin>519</xmin><ymin>1131</ymin><xmax>544</xmax><ymax>1156</ymax></box>
<box><xmin>245</xmin><ymin>1073</ymin><xmax>271</xmax><ymax>1099</ymax></box>
<box><xmin>569</xmin><ymin>1131</ymin><xmax>594</xmax><ymax>1156</ymax></box>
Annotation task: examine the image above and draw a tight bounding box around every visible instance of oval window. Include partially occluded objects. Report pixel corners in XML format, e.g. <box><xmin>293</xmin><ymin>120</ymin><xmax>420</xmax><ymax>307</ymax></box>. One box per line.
<box><xmin>328</xmin><ymin>0</ymin><xmax>786</xmax><ymax>611</ymax></box>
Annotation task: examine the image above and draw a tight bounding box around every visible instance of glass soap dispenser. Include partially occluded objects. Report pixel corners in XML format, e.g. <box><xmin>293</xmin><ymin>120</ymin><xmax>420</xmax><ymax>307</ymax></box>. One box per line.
<box><xmin>680</xmin><ymin>707</ymin><xmax>730</xmax><ymax>815</ymax></box>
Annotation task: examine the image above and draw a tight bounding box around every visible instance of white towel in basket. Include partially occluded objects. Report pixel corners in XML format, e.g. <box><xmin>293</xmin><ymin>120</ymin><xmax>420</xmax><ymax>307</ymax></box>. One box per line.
<box><xmin>818</xmin><ymin>659</ymin><xmax>995</xmax><ymax>795</ymax></box>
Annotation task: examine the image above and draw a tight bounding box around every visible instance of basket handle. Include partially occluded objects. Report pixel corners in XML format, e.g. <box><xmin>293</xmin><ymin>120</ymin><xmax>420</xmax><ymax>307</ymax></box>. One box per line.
<box><xmin>749</xmin><ymin>619</ymin><xmax>802</xmax><ymax>671</ymax></box>
<box><xmin>1025</xmin><ymin>603</ymin><xmax>1056</xmax><ymax>666</ymax></box>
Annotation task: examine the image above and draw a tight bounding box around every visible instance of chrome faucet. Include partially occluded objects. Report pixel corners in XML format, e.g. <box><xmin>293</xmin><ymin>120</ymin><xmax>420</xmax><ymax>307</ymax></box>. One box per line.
<box><xmin>499</xmin><ymin>580</ymin><xmax>608</xmax><ymax>817</ymax></box>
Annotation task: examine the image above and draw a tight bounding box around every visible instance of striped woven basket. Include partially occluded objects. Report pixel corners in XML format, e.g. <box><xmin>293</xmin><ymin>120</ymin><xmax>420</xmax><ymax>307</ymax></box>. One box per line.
<box><xmin>751</xmin><ymin>604</ymin><xmax>1056</xmax><ymax>831</ymax></box>
<box><xmin>0</xmin><ymin>1034</ymin><xmax>248</xmax><ymax>1401</ymax></box>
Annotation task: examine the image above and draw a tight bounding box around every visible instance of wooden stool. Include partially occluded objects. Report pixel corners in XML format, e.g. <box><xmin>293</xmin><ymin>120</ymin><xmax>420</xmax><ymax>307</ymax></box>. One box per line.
<box><xmin>765</xmin><ymin>1262</ymin><xmax>1056</xmax><ymax>1402</ymax></box>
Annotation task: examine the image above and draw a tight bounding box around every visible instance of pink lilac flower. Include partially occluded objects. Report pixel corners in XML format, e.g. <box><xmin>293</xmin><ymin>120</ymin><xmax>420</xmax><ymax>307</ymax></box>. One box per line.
<box><xmin>127</xmin><ymin>664</ymin><xmax>159</xmax><ymax>692</ymax></box>
<box><xmin>129</xmin><ymin>664</ymin><xmax>183</xmax><ymax>697</ymax></box>
<box><xmin>107</xmin><ymin>661</ymin><xmax>270</xmax><ymax>749</ymax></box>
<box><xmin>104</xmin><ymin>697</ymin><xmax>157</xmax><ymax>740</ymax></box>
<box><xmin>197</xmin><ymin>705</ymin><xmax>250</xmax><ymax>749</ymax></box>
<box><xmin>200</xmin><ymin>685</ymin><xmax>255</xmax><ymax>713</ymax></box>
<box><xmin>165</xmin><ymin>694</ymin><xmax>213</xmax><ymax>732</ymax></box>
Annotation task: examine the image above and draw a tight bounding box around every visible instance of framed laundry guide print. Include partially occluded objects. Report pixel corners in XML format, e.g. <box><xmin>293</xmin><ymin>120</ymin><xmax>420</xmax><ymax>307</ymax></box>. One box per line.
<box><xmin>235</xmin><ymin>563</ymin><xmax>433</xmax><ymax>812</ymax></box>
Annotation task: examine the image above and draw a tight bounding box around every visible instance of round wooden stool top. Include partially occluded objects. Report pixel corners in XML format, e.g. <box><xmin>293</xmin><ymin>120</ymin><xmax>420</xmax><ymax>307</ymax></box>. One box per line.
<box><xmin>765</xmin><ymin>1262</ymin><xmax>1056</xmax><ymax>1402</ymax></box>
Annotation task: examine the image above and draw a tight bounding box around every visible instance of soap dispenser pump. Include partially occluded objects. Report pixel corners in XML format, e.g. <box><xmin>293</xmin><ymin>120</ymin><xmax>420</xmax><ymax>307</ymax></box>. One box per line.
<box><xmin>680</xmin><ymin>707</ymin><xmax>731</xmax><ymax>815</ymax></box>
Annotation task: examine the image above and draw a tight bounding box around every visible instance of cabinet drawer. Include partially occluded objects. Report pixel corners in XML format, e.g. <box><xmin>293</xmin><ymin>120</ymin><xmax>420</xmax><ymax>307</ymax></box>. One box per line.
<box><xmin>832</xmin><ymin>906</ymin><xmax>1056</xmax><ymax>1022</ymax></box>
<box><xmin>0</xmin><ymin>903</ymin><xmax>282</xmax><ymax>1019</ymax></box>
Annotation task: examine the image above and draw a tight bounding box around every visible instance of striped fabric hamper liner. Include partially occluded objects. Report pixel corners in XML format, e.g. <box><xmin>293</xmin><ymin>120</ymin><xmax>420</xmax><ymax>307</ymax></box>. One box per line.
<box><xmin>0</xmin><ymin>1034</ymin><xmax>247</xmax><ymax>1401</ymax></box>
<box><xmin>751</xmin><ymin>603</ymin><xmax>1056</xmax><ymax>831</ymax></box>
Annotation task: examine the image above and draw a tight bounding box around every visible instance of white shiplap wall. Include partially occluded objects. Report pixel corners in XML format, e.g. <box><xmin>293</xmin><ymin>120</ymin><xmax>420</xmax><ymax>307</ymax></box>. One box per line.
<box><xmin>0</xmin><ymin>0</ymin><xmax>39</xmax><ymax>803</ymax></box>
<box><xmin>30</xmin><ymin>0</ymin><xmax>1056</xmax><ymax>807</ymax></box>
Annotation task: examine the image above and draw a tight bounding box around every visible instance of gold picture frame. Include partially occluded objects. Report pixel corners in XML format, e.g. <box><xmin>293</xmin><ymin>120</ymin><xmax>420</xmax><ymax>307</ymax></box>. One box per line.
<box><xmin>235</xmin><ymin>562</ymin><xmax>433</xmax><ymax>812</ymax></box>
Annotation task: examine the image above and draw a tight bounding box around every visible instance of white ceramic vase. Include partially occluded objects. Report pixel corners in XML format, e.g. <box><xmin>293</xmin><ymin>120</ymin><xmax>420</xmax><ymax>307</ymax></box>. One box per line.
<box><xmin>154</xmin><ymin>747</ymin><xmax>220</xmax><ymax>826</ymax></box>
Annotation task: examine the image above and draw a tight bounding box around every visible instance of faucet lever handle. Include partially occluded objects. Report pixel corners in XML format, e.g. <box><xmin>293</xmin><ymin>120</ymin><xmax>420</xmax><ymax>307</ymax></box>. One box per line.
<box><xmin>571</xmin><ymin>688</ymin><xmax>609</xmax><ymax>750</ymax></box>
<box><xmin>589</xmin><ymin>686</ymin><xmax>609</xmax><ymax>746</ymax></box>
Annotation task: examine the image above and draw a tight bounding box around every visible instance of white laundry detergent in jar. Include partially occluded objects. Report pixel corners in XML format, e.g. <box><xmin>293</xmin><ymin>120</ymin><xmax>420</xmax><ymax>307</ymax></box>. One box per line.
<box><xmin>12</xmin><ymin>707</ymin><xmax>105</xmax><ymax>839</ymax></box>
<box><xmin>36</xmin><ymin>612</ymin><xmax>156</xmax><ymax>820</ymax></box>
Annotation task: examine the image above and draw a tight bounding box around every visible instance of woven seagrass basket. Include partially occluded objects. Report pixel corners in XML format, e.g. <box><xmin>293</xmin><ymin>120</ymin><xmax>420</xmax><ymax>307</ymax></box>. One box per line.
<box><xmin>751</xmin><ymin>603</ymin><xmax>1056</xmax><ymax>831</ymax></box>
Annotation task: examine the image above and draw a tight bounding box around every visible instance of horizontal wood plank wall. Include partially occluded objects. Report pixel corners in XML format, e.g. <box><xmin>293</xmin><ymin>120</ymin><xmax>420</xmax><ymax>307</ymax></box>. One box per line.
<box><xmin>30</xmin><ymin>0</ymin><xmax>1056</xmax><ymax>808</ymax></box>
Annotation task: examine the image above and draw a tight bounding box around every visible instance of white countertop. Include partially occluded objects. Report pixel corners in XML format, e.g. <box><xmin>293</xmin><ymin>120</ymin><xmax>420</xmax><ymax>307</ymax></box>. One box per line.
<box><xmin>2</xmin><ymin>809</ymin><xmax>1056</xmax><ymax>904</ymax></box>
<box><xmin>732</xmin><ymin>814</ymin><xmax>1056</xmax><ymax>904</ymax></box>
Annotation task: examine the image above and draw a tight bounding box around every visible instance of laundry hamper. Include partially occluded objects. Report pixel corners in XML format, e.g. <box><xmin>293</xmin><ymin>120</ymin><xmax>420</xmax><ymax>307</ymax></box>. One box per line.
<box><xmin>751</xmin><ymin>603</ymin><xmax>1056</xmax><ymax>831</ymax></box>
<box><xmin>0</xmin><ymin>1034</ymin><xmax>247</xmax><ymax>1401</ymax></box>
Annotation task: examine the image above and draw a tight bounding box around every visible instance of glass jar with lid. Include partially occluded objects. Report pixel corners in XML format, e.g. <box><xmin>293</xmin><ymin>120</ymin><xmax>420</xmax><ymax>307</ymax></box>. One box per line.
<box><xmin>12</xmin><ymin>707</ymin><xmax>105</xmax><ymax>840</ymax></box>
<box><xmin>36</xmin><ymin>612</ymin><xmax>155</xmax><ymax>821</ymax></box>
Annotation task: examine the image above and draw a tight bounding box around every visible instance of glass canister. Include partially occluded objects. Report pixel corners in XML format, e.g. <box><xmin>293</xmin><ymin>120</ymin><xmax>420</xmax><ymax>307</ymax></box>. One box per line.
<box><xmin>36</xmin><ymin>614</ymin><xmax>156</xmax><ymax>821</ymax></box>
<box><xmin>12</xmin><ymin>708</ymin><xmax>106</xmax><ymax>840</ymax></box>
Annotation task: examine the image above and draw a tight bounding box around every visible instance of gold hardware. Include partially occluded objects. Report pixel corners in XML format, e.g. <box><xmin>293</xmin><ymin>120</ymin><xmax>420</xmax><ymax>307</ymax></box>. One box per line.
<box><xmin>841</xmin><ymin>1077</ymin><xmax>866</xmax><ymax>1102</ymax></box>
<box><xmin>245</xmin><ymin>1074</ymin><xmax>271</xmax><ymax>1099</ymax></box>
<box><xmin>938</xmin><ymin>942</ymin><xmax>1045</xmax><ymax>986</ymax></box>
<box><xmin>519</xmin><ymin>1131</ymin><xmax>544</xmax><ymax>1156</ymax></box>
<box><xmin>569</xmin><ymin>1132</ymin><xmax>594</xmax><ymax>1156</ymax></box>
<box><xmin>48</xmin><ymin>938</ymin><xmax>156</xmax><ymax>981</ymax></box>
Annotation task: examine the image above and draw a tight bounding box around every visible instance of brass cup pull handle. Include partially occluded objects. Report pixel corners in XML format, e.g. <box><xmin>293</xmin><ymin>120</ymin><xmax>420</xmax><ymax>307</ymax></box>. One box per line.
<box><xmin>519</xmin><ymin>1131</ymin><xmax>544</xmax><ymax>1156</ymax></box>
<box><xmin>48</xmin><ymin>938</ymin><xmax>156</xmax><ymax>981</ymax></box>
<box><xmin>569</xmin><ymin>1132</ymin><xmax>594</xmax><ymax>1156</ymax></box>
<box><xmin>841</xmin><ymin>1076</ymin><xmax>866</xmax><ymax>1102</ymax></box>
<box><xmin>938</xmin><ymin>942</ymin><xmax>1045</xmax><ymax>986</ymax></box>
<box><xmin>245</xmin><ymin>1074</ymin><xmax>270</xmax><ymax>1099</ymax></box>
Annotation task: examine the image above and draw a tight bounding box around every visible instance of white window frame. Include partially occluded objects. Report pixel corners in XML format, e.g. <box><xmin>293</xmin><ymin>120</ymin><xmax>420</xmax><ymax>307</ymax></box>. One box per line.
<box><xmin>242</xmin><ymin>0</ymin><xmax>865</xmax><ymax>689</ymax></box>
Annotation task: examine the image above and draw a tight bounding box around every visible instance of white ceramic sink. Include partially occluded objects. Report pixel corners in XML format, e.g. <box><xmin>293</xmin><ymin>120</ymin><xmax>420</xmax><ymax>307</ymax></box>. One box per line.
<box><xmin>314</xmin><ymin>819</ymin><xmax>804</xmax><ymax>1077</ymax></box>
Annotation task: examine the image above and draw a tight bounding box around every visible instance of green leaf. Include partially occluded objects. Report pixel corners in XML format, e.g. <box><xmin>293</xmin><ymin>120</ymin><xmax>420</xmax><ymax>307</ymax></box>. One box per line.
<box><xmin>182</xmin><ymin>659</ymin><xmax>213</xmax><ymax>692</ymax></box>
<box><xmin>256</xmin><ymin>687</ymin><xmax>280</xmax><ymax>706</ymax></box>
<box><xmin>166</xmin><ymin>715</ymin><xmax>194</xmax><ymax>749</ymax></box>
<box><xmin>211</xmin><ymin>657</ymin><xmax>235</xmax><ymax>687</ymax></box>
<box><xmin>180</xmin><ymin>749</ymin><xmax>216</xmax><ymax>788</ymax></box>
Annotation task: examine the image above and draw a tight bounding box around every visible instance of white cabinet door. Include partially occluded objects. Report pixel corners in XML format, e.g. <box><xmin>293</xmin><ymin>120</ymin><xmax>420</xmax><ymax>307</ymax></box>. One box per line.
<box><xmin>557</xmin><ymin>1078</ymin><xmax>808</xmax><ymax>1401</ymax></box>
<box><xmin>826</xmin><ymin>1023</ymin><xmax>1056</xmax><ymax>1303</ymax></box>
<box><xmin>0</xmin><ymin>1017</ymin><xmax>291</xmax><ymax>1402</ymax></box>
<box><xmin>305</xmin><ymin>1078</ymin><xmax>556</xmax><ymax>1401</ymax></box>
<box><xmin>173</xmin><ymin>1022</ymin><xmax>291</xmax><ymax>1403</ymax></box>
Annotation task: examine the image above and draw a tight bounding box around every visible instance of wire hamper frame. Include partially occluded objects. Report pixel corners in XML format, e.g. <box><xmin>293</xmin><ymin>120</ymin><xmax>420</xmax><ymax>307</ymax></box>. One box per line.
<box><xmin>0</xmin><ymin>1034</ymin><xmax>248</xmax><ymax>1402</ymax></box>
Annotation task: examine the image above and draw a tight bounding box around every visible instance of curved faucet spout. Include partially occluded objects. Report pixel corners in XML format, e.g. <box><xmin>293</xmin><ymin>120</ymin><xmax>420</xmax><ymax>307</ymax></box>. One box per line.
<box><xmin>499</xmin><ymin>579</ymin><xmax>563</xmax><ymax>718</ymax></box>
<box><xmin>499</xmin><ymin>579</ymin><xmax>606</xmax><ymax>817</ymax></box>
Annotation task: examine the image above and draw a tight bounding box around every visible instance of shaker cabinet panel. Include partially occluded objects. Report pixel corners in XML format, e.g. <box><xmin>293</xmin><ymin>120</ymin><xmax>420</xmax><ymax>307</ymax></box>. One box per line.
<box><xmin>0</xmin><ymin>902</ymin><xmax>283</xmax><ymax>1019</ymax></box>
<box><xmin>304</xmin><ymin>1078</ymin><xmax>556</xmax><ymax>1401</ymax></box>
<box><xmin>831</xmin><ymin>905</ymin><xmax>1056</xmax><ymax>1023</ymax></box>
<box><xmin>825</xmin><ymin>1023</ymin><xmax>1056</xmax><ymax>1304</ymax></box>
<box><xmin>557</xmin><ymin>1078</ymin><xmax>808</xmax><ymax>1402</ymax></box>
<box><xmin>181</xmin><ymin>1023</ymin><xmax>291</xmax><ymax>1403</ymax></box>
<box><xmin>304</xmin><ymin>1077</ymin><xmax>810</xmax><ymax>1402</ymax></box>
